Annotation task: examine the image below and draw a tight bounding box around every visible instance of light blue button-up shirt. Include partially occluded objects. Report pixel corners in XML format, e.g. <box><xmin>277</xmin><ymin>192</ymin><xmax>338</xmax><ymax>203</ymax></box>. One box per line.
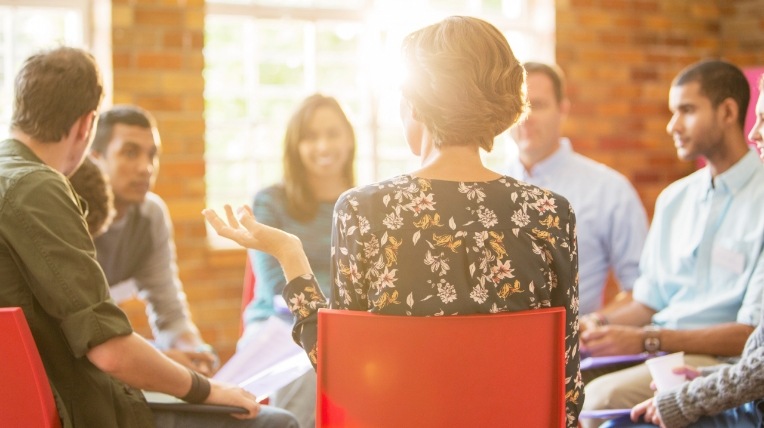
<box><xmin>508</xmin><ymin>138</ymin><xmax>648</xmax><ymax>314</ymax></box>
<box><xmin>634</xmin><ymin>150</ymin><xmax>764</xmax><ymax>329</ymax></box>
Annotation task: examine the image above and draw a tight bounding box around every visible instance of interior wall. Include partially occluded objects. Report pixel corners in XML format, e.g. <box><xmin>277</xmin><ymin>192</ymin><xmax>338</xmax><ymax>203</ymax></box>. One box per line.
<box><xmin>111</xmin><ymin>0</ymin><xmax>764</xmax><ymax>362</ymax></box>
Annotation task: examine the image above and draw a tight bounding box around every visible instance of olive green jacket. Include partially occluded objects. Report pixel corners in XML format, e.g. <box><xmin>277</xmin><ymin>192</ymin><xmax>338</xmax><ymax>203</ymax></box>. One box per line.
<box><xmin>0</xmin><ymin>139</ymin><xmax>154</xmax><ymax>427</ymax></box>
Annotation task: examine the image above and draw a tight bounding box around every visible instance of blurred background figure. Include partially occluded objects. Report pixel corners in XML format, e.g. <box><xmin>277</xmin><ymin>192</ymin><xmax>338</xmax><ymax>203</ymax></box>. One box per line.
<box><xmin>239</xmin><ymin>94</ymin><xmax>356</xmax><ymax>428</ymax></box>
<box><xmin>509</xmin><ymin>61</ymin><xmax>648</xmax><ymax>318</ymax></box>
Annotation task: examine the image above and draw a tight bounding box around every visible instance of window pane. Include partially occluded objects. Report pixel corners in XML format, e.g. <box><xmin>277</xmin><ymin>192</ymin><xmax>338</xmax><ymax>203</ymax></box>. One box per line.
<box><xmin>204</xmin><ymin>1</ymin><xmax>555</xmax><ymax>227</ymax></box>
<box><xmin>208</xmin><ymin>0</ymin><xmax>367</xmax><ymax>7</ymax></box>
<box><xmin>0</xmin><ymin>5</ymin><xmax>85</xmax><ymax>135</ymax></box>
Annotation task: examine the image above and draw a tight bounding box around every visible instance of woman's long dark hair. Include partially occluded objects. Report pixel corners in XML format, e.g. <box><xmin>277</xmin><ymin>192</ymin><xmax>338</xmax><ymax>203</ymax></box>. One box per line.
<box><xmin>283</xmin><ymin>94</ymin><xmax>356</xmax><ymax>221</ymax></box>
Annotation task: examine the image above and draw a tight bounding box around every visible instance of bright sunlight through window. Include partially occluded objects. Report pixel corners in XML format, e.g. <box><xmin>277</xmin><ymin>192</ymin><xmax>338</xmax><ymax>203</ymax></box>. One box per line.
<box><xmin>204</xmin><ymin>0</ymin><xmax>555</xmax><ymax>213</ymax></box>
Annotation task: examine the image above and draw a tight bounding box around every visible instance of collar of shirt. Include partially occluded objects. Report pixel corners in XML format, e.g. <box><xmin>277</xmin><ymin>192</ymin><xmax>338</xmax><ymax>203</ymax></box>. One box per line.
<box><xmin>697</xmin><ymin>149</ymin><xmax>761</xmax><ymax>202</ymax></box>
<box><xmin>508</xmin><ymin>138</ymin><xmax>573</xmax><ymax>183</ymax></box>
<box><xmin>0</xmin><ymin>138</ymin><xmax>42</xmax><ymax>163</ymax></box>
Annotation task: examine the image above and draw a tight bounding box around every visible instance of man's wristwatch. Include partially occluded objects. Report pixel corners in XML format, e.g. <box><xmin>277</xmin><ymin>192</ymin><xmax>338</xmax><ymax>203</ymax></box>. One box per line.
<box><xmin>642</xmin><ymin>325</ymin><xmax>661</xmax><ymax>353</ymax></box>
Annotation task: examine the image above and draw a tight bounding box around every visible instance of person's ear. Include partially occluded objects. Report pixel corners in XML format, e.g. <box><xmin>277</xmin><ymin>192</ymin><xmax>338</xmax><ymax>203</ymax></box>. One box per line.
<box><xmin>559</xmin><ymin>98</ymin><xmax>571</xmax><ymax>119</ymax></box>
<box><xmin>718</xmin><ymin>97</ymin><xmax>740</xmax><ymax>128</ymax></box>
<box><xmin>80</xmin><ymin>111</ymin><xmax>97</xmax><ymax>141</ymax></box>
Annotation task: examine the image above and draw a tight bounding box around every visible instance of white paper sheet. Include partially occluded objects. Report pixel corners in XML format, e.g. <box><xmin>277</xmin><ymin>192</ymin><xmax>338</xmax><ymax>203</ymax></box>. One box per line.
<box><xmin>213</xmin><ymin>317</ymin><xmax>312</xmax><ymax>399</ymax></box>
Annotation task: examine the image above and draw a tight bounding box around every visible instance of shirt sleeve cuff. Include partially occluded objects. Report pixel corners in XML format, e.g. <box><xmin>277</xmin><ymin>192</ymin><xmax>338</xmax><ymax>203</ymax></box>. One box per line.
<box><xmin>283</xmin><ymin>274</ymin><xmax>327</xmax><ymax>321</ymax></box>
<box><xmin>655</xmin><ymin>390</ymin><xmax>693</xmax><ymax>428</ymax></box>
<box><xmin>60</xmin><ymin>301</ymin><xmax>134</xmax><ymax>357</ymax></box>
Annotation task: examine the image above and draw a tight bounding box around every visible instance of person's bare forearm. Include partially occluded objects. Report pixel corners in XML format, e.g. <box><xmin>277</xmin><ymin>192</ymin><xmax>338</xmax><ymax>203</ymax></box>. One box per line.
<box><xmin>601</xmin><ymin>300</ymin><xmax>655</xmax><ymax>326</ymax></box>
<box><xmin>660</xmin><ymin>323</ymin><xmax>754</xmax><ymax>356</ymax></box>
<box><xmin>599</xmin><ymin>290</ymin><xmax>633</xmax><ymax>316</ymax></box>
<box><xmin>87</xmin><ymin>332</ymin><xmax>190</xmax><ymax>397</ymax></box>
<box><xmin>273</xmin><ymin>239</ymin><xmax>313</xmax><ymax>282</ymax></box>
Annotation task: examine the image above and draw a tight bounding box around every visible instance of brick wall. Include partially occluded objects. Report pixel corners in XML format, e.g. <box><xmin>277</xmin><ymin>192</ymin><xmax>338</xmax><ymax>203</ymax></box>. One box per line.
<box><xmin>111</xmin><ymin>0</ymin><xmax>246</xmax><ymax>362</ymax></box>
<box><xmin>557</xmin><ymin>0</ymin><xmax>764</xmax><ymax>216</ymax></box>
<box><xmin>720</xmin><ymin>0</ymin><xmax>764</xmax><ymax>66</ymax></box>
<box><xmin>110</xmin><ymin>0</ymin><xmax>764</xmax><ymax>362</ymax></box>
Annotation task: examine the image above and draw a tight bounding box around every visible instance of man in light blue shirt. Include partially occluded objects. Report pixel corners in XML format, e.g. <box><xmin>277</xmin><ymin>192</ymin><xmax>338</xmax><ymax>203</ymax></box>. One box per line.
<box><xmin>509</xmin><ymin>62</ymin><xmax>648</xmax><ymax>316</ymax></box>
<box><xmin>580</xmin><ymin>60</ymin><xmax>764</xmax><ymax>427</ymax></box>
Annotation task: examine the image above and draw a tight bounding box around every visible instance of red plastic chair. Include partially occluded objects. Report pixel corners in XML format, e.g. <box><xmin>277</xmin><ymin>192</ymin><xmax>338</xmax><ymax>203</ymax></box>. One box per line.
<box><xmin>0</xmin><ymin>307</ymin><xmax>62</xmax><ymax>428</ymax></box>
<box><xmin>239</xmin><ymin>252</ymin><xmax>257</xmax><ymax>335</ymax></box>
<box><xmin>316</xmin><ymin>307</ymin><xmax>567</xmax><ymax>428</ymax></box>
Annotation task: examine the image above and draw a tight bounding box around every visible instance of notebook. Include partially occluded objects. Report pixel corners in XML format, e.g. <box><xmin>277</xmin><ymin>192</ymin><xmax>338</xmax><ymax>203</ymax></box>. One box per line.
<box><xmin>143</xmin><ymin>391</ymin><xmax>248</xmax><ymax>414</ymax></box>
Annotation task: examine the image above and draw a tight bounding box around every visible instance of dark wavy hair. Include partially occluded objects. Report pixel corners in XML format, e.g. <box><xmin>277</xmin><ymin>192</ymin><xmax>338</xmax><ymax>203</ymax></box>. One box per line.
<box><xmin>69</xmin><ymin>155</ymin><xmax>115</xmax><ymax>237</ymax></box>
<box><xmin>400</xmin><ymin>16</ymin><xmax>527</xmax><ymax>151</ymax></box>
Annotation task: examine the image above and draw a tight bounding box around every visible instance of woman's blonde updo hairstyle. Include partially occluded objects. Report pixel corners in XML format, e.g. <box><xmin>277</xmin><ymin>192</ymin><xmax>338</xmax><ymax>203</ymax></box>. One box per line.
<box><xmin>400</xmin><ymin>16</ymin><xmax>527</xmax><ymax>151</ymax></box>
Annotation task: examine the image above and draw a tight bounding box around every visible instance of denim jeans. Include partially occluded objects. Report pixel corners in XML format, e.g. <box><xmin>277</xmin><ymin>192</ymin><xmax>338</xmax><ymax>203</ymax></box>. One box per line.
<box><xmin>601</xmin><ymin>400</ymin><xmax>764</xmax><ymax>428</ymax></box>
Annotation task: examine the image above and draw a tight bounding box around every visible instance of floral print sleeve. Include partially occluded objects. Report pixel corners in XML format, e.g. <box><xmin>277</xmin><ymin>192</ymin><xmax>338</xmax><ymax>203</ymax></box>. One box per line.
<box><xmin>283</xmin><ymin>175</ymin><xmax>582</xmax><ymax>426</ymax></box>
<box><xmin>283</xmin><ymin>274</ymin><xmax>326</xmax><ymax>366</ymax></box>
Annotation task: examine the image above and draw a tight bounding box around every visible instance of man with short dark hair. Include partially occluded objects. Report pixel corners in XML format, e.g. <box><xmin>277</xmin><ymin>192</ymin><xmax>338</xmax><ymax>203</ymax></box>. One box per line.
<box><xmin>90</xmin><ymin>105</ymin><xmax>217</xmax><ymax>375</ymax></box>
<box><xmin>0</xmin><ymin>46</ymin><xmax>297</xmax><ymax>428</ymax></box>
<box><xmin>580</xmin><ymin>59</ymin><xmax>764</xmax><ymax>427</ymax></box>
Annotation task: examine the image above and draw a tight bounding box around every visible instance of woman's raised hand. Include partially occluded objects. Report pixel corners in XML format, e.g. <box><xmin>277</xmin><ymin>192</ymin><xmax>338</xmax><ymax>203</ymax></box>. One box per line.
<box><xmin>202</xmin><ymin>205</ymin><xmax>299</xmax><ymax>256</ymax></box>
<box><xmin>203</xmin><ymin>205</ymin><xmax>312</xmax><ymax>281</ymax></box>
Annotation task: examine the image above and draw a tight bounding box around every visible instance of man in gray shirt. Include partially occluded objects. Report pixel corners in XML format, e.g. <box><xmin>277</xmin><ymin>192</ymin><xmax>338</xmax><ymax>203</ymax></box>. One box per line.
<box><xmin>90</xmin><ymin>105</ymin><xmax>217</xmax><ymax>375</ymax></box>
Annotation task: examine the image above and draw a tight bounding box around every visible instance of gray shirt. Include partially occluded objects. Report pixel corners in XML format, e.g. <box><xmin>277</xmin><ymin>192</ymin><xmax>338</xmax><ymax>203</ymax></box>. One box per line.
<box><xmin>94</xmin><ymin>192</ymin><xmax>199</xmax><ymax>349</ymax></box>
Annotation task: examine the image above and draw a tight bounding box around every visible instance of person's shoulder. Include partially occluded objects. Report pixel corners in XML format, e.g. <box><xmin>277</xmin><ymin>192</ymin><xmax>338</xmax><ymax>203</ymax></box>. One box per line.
<box><xmin>138</xmin><ymin>192</ymin><xmax>170</xmax><ymax>220</ymax></box>
<box><xmin>569</xmin><ymin>152</ymin><xmax>635</xmax><ymax>187</ymax></box>
<box><xmin>254</xmin><ymin>183</ymin><xmax>286</xmax><ymax>204</ymax></box>
<box><xmin>4</xmin><ymin>162</ymin><xmax>70</xmax><ymax>202</ymax></box>
<box><xmin>655</xmin><ymin>168</ymin><xmax>706</xmax><ymax>205</ymax></box>
<box><xmin>335</xmin><ymin>175</ymin><xmax>412</xmax><ymax>210</ymax></box>
<box><xmin>352</xmin><ymin>175</ymin><xmax>413</xmax><ymax>194</ymax></box>
<box><xmin>492</xmin><ymin>175</ymin><xmax>574</xmax><ymax>213</ymax></box>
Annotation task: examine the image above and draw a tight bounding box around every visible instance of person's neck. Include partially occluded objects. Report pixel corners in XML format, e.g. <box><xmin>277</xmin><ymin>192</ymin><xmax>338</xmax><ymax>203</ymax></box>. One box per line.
<box><xmin>113</xmin><ymin>200</ymin><xmax>133</xmax><ymax>222</ymax></box>
<box><xmin>411</xmin><ymin>135</ymin><xmax>499</xmax><ymax>182</ymax></box>
<box><xmin>10</xmin><ymin>130</ymin><xmax>70</xmax><ymax>174</ymax></box>
<box><xmin>519</xmin><ymin>138</ymin><xmax>561</xmax><ymax>172</ymax></box>
<box><xmin>309</xmin><ymin>176</ymin><xmax>349</xmax><ymax>202</ymax></box>
<box><xmin>706</xmin><ymin>133</ymin><xmax>750</xmax><ymax>178</ymax></box>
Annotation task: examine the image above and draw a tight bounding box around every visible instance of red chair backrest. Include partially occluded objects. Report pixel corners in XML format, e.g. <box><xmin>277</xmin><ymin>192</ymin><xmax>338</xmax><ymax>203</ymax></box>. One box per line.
<box><xmin>240</xmin><ymin>253</ymin><xmax>257</xmax><ymax>335</ymax></box>
<box><xmin>0</xmin><ymin>307</ymin><xmax>62</xmax><ymax>428</ymax></box>
<box><xmin>316</xmin><ymin>307</ymin><xmax>566</xmax><ymax>428</ymax></box>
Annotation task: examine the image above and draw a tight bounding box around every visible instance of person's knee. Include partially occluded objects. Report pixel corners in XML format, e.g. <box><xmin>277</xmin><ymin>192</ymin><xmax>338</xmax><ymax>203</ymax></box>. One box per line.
<box><xmin>256</xmin><ymin>406</ymin><xmax>300</xmax><ymax>428</ymax></box>
<box><xmin>584</xmin><ymin>376</ymin><xmax>623</xmax><ymax>410</ymax></box>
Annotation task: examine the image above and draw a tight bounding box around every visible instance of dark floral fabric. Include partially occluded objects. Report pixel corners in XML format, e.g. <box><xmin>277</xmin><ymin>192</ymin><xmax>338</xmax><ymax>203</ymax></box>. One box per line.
<box><xmin>284</xmin><ymin>174</ymin><xmax>583</xmax><ymax>426</ymax></box>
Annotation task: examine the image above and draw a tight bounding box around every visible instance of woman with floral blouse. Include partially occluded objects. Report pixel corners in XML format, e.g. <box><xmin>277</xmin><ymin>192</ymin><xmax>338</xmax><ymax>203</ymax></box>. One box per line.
<box><xmin>205</xmin><ymin>15</ymin><xmax>584</xmax><ymax>427</ymax></box>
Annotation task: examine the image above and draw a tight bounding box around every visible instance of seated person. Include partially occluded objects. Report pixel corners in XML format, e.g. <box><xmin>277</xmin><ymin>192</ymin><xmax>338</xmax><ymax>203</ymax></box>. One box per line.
<box><xmin>90</xmin><ymin>105</ymin><xmax>217</xmax><ymax>375</ymax></box>
<box><xmin>205</xmin><ymin>15</ymin><xmax>584</xmax><ymax>427</ymax></box>
<box><xmin>579</xmin><ymin>60</ymin><xmax>764</xmax><ymax>427</ymax></box>
<box><xmin>508</xmin><ymin>61</ymin><xmax>648</xmax><ymax>316</ymax></box>
<box><xmin>240</xmin><ymin>94</ymin><xmax>356</xmax><ymax>428</ymax></box>
<box><xmin>0</xmin><ymin>45</ymin><xmax>297</xmax><ymax>428</ymax></box>
<box><xmin>600</xmin><ymin>73</ymin><xmax>764</xmax><ymax>428</ymax></box>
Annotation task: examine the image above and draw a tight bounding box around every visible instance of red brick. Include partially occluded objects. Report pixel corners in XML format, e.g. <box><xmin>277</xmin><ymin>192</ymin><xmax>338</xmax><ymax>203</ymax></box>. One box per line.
<box><xmin>134</xmin><ymin>7</ymin><xmax>183</xmax><ymax>27</ymax></box>
<box><xmin>136</xmin><ymin>52</ymin><xmax>184</xmax><ymax>69</ymax></box>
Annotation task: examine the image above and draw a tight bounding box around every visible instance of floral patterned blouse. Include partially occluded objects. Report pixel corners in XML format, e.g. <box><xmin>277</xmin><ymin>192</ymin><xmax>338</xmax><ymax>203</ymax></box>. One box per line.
<box><xmin>284</xmin><ymin>174</ymin><xmax>584</xmax><ymax>426</ymax></box>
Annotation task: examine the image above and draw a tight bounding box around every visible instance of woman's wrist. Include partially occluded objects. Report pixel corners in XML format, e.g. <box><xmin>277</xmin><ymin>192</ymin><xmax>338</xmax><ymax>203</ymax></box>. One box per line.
<box><xmin>274</xmin><ymin>237</ymin><xmax>313</xmax><ymax>281</ymax></box>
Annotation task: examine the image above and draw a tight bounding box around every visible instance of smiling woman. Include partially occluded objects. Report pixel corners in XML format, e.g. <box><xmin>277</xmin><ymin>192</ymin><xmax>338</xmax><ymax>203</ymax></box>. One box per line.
<box><xmin>237</xmin><ymin>94</ymin><xmax>356</xmax><ymax>428</ymax></box>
